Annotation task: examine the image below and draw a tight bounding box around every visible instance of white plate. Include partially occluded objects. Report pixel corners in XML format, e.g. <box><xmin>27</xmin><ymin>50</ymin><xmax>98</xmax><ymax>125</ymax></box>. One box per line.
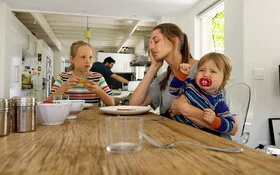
<box><xmin>99</xmin><ymin>106</ymin><xmax>150</xmax><ymax>115</ymax></box>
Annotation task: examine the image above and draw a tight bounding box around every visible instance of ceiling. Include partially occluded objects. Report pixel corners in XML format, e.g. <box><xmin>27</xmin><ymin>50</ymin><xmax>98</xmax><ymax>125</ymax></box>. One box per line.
<box><xmin>2</xmin><ymin>0</ymin><xmax>203</xmax><ymax>53</ymax></box>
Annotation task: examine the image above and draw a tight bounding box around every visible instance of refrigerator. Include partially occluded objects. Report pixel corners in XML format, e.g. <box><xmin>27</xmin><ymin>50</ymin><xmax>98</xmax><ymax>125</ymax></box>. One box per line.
<box><xmin>20</xmin><ymin>40</ymin><xmax>53</xmax><ymax>101</ymax></box>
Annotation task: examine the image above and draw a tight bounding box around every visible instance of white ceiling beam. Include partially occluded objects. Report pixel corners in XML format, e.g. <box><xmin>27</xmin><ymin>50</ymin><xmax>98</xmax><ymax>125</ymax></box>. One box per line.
<box><xmin>117</xmin><ymin>20</ymin><xmax>140</xmax><ymax>53</ymax></box>
<box><xmin>30</xmin><ymin>12</ymin><xmax>63</xmax><ymax>51</ymax></box>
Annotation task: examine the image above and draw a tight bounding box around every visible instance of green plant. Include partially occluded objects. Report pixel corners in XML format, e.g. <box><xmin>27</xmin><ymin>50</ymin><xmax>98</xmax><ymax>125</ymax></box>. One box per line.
<box><xmin>212</xmin><ymin>10</ymin><xmax>224</xmax><ymax>50</ymax></box>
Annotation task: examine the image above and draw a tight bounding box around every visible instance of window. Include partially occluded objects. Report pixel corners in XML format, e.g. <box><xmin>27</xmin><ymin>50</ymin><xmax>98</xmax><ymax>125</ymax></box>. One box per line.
<box><xmin>198</xmin><ymin>1</ymin><xmax>224</xmax><ymax>56</ymax></box>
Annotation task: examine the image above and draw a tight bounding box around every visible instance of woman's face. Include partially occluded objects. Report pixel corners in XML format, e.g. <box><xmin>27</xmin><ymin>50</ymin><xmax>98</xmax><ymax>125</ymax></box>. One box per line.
<box><xmin>150</xmin><ymin>29</ymin><xmax>173</xmax><ymax>61</ymax></box>
<box><xmin>70</xmin><ymin>45</ymin><xmax>94</xmax><ymax>72</ymax></box>
<box><xmin>195</xmin><ymin>59</ymin><xmax>224</xmax><ymax>93</ymax></box>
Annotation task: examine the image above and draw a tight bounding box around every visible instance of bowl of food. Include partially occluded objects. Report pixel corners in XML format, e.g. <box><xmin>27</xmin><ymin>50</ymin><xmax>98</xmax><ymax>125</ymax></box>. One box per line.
<box><xmin>37</xmin><ymin>102</ymin><xmax>72</xmax><ymax>125</ymax></box>
<box><xmin>68</xmin><ymin>100</ymin><xmax>86</xmax><ymax>119</ymax></box>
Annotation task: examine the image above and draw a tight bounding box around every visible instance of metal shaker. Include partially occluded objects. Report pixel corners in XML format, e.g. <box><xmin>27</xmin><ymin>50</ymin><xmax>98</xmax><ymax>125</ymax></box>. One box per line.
<box><xmin>13</xmin><ymin>97</ymin><xmax>36</xmax><ymax>132</ymax></box>
<box><xmin>0</xmin><ymin>98</ymin><xmax>11</xmax><ymax>136</ymax></box>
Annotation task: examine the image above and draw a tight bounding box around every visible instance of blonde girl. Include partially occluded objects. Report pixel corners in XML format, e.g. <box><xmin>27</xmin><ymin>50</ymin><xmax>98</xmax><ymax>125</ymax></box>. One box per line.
<box><xmin>48</xmin><ymin>40</ymin><xmax>114</xmax><ymax>106</ymax></box>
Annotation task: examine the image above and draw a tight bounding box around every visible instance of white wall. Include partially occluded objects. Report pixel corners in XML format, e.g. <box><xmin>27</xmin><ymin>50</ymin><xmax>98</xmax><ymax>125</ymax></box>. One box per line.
<box><xmin>224</xmin><ymin>0</ymin><xmax>244</xmax><ymax>83</ymax></box>
<box><xmin>0</xmin><ymin>3</ymin><xmax>8</xmax><ymax>98</ymax></box>
<box><xmin>242</xmin><ymin>0</ymin><xmax>280</xmax><ymax>147</ymax></box>
<box><xmin>166</xmin><ymin>0</ymin><xmax>280</xmax><ymax>148</ymax></box>
<box><xmin>0</xmin><ymin>2</ymin><xmax>27</xmax><ymax>98</ymax></box>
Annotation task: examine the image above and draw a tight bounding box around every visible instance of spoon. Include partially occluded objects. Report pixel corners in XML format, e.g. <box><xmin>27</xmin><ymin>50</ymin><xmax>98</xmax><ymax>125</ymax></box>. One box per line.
<box><xmin>142</xmin><ymin>132</ymin><xmax>243</xmax><ymax>153</ymax></box>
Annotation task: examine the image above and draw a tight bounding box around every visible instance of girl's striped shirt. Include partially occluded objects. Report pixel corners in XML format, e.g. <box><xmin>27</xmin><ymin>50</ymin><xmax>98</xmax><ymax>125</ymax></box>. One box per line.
<box><xmin>50</xmin><ymin>71</ymin><xmax>112</xmax><ymax>104</ymax></box>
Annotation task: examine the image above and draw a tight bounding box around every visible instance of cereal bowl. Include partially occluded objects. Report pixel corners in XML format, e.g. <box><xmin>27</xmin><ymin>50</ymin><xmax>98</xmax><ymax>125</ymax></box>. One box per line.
<box><xmin>37</xmin><ymin>102</ymin><xmax>72</xmax><ymax>125</ymax></box>
<box><xmin>68</xmin><ymin>100</ymin><xmax>86</xmax><ymax>119</ymax></box>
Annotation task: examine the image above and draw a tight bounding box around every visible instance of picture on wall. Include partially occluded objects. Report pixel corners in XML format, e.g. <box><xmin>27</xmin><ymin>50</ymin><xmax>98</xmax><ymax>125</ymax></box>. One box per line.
<box><xmin>268</xmin><ymin>118</ymin><xmax>280</xmax><ymax>147</ymax></box>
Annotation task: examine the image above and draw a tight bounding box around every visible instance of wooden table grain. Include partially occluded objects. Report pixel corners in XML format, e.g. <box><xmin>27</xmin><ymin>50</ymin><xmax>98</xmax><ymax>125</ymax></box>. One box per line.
<box><xmin>0</xmin><ymin>107</ymin><xmax>279</xmax><ymax>174</ymax></box>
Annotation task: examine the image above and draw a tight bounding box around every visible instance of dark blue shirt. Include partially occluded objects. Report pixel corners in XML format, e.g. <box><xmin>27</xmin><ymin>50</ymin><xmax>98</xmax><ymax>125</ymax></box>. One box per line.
<box><xmin>90</xmin><ymin>62</ymin><xmax>113</xmax><ymax>81</ymax></box>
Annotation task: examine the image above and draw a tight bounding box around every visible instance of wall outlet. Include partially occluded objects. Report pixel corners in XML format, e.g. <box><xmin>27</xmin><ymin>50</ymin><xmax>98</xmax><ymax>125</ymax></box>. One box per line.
<box><xmin>254</xmin><ymin>68</ymin><xmax>264</xmax><ymax>80</ymax></box>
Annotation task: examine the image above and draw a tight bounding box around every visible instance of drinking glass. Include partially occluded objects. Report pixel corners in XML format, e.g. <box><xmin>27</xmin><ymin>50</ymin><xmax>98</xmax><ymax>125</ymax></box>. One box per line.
<box><xmin>53</xmin><ymin>95</ymin><xmax>69</xmax><ymax>100</ymax></box>
<box><xmin>105</xmin><ymin>117</ymin><xmax>143</xmax><ymax>153</ymax></box>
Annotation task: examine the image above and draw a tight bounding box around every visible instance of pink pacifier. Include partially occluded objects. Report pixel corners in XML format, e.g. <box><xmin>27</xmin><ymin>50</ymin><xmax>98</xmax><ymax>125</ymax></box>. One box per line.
<box><xmin>199</xmin><ymin>78</ymin><xmax>212</xmax><ymax>87</ymax></box>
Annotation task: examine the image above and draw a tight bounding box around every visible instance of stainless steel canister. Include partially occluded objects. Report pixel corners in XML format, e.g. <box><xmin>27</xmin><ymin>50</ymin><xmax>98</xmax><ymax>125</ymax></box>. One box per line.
<box><xmin>13</xmin><ymin>97</ymin><xmax>36</xmax><ymax>132</ymax></box>
<box><xmin>0</xmin><ymin>98</ymin><xmax>11</xmax><ymax>136</ymax></box>
<box><xmin>11</xmin><ymin>96</ymin><xmax>20</xmax><ymax>133</ymax></box>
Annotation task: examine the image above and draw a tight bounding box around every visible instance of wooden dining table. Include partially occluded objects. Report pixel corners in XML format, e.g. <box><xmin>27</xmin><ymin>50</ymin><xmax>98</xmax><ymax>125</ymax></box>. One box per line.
<box><xmin>0</xmin><ymin>107</ymin><xmax>279</xmax><ymax>174</ymax></box>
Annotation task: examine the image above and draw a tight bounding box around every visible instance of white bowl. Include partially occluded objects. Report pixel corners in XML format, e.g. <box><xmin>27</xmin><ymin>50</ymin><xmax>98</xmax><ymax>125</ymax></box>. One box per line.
<box><xmin>37</xmin><ymin>102</ymin><xmax>72</xmax><ymax>125</ymax></box>
<box><xmin>68</xmin><ymin>100</ymin><xmax>85</xmax><ymax>119</ymax></box>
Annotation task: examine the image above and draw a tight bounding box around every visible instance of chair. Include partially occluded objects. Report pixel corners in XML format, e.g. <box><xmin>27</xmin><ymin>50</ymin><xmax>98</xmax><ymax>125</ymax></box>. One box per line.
<box><xmin>225</xmin><ymin>82</ymin><xmax>251</xmax><ymax>144</ymax></box>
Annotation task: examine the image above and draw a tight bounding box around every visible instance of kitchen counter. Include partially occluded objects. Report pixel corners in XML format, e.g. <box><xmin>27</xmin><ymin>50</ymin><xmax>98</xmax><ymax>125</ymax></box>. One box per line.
<box><xmin>111</xmin><ymin>89</ymin><xmax>132</xmax><ymax>105</ymax></box>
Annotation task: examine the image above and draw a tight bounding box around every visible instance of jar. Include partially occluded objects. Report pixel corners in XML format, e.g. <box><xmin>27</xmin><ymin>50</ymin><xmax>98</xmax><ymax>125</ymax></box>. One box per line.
<box><xmin>12</xmin><ymin>97</ymin><xmax>36</xmax><ymax>132</ymax></box>
<box><xmin>0</xmin><ymin>98</ymin><xmax>11</xmax><ymax>136</ymax></box>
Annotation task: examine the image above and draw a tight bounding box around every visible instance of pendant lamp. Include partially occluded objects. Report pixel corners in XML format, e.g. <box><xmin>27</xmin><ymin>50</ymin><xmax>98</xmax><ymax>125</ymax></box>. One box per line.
<box><xmin>84</xmin><ymin>16</ymin><xmax>91</xmax><ymax>42</ymax></box>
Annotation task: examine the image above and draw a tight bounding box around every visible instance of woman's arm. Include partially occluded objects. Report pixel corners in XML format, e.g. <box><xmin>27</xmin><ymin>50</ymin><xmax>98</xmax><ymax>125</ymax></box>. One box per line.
<box><xmin>170</xmin><ymin>95</ymin><xmax>238</xmax><ymax>135</ymax></box>
<box><xmin>170</xmin><ymin>95</ymin><xmax>209</xmax><ymax>126</ymax></box>
<box><xmin>129</xmin><ymin>59</ymin><xmax>162</xmax><ymax>106</ymax></box>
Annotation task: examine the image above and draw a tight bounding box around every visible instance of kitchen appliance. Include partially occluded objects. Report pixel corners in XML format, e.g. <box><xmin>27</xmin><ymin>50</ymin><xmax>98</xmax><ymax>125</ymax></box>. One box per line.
<box><xmin>128</xmin><ymin>81</ymin><xmax>141</xmax><ymax>92</ymax></box>
<box><xmin>130</xmin><ymin>55</ymin><xmax>151</xmax><ymax>66</ymax></box>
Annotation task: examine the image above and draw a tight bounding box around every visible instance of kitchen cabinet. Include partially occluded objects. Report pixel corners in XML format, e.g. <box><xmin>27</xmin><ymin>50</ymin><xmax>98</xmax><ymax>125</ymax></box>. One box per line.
<box><xmin>25</xmin><ymin>34</ymin><xmax>37</xmax><ymax>56</ymax></box>
<box><xmin>97</xmin><ymin>52</ymin><xmax>135</xmax><ymax>73</ymax></box>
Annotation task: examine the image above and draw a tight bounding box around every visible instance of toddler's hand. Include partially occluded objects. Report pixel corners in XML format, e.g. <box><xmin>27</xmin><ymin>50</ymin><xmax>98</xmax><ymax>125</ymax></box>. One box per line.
<box><xmin>180</xmin><ymin>63</ymin><xmax>191</xmax><ymax>75</ymax></box>
<box><xmin>202</xmin><ymin>108</ymin><xmax>216</xmax><ymax>124</ymax></box>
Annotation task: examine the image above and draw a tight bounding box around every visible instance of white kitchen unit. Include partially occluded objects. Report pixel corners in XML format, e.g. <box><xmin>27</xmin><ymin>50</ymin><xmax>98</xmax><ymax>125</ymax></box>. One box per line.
<box><xmin>53</xmin><ymin>51</ymin><xmax>67</xmax><ymax>78</ymax></box>
<box><xmin>1</xmin><ymin>4</ymin><xmax>37</xmax><ymax>98</ymax></box>
<box><xmin>35</xmin><ymin>39</ymin><xmax>54</xmax><ymax>101</ymax></box>
<box><xmin>97</xmin><ymin>52</ymin><xmax>135</xmax><ymax>73</ymax></box>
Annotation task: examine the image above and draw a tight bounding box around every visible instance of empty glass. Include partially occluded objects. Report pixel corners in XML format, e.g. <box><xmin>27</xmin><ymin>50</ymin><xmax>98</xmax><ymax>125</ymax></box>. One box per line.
<box><xmin>53</xmin><ymin>95</ymin><xmax>69</xmax><ymax>103</ymax></box>
<box><xmin>105</xmin><ymin>117</ymin><xmax>143</xmax><ymax>153</ymax></box>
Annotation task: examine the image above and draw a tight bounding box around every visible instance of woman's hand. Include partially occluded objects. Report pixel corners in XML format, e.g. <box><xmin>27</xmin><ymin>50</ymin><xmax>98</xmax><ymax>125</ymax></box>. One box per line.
<box><xmin>170</xmin><ymin>95</ymin><xmax>210</xmax><ymax>128</ymax></box>
<box><xmin>149</xmin><ymin>39</ymin><xmax>163</xmax><ymax>70</ymax></box>
<box><xmin>169</xmin><ymin>95</ymin><xmax>189</xmax><ymax>117</ymax></box>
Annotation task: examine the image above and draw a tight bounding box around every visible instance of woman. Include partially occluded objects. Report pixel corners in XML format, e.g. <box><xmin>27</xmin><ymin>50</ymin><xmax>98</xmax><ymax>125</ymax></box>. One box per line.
<box><xmin>129</xmin><ymin>23</ymin><xmax>237</xmax><ymax>138</ymax></box>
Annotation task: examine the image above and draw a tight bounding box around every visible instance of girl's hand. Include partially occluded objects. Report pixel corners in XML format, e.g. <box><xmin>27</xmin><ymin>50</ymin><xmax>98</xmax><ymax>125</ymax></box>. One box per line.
<box><xmin>180</xmin><ymin>63</ymin><xmax>191</xmax><ymax>75</ymax></box>
<box><xmin>63</xmin><ymin>76</ymin><xmax>79</xmax><ymax>90</ymax></box>
<box><xmin>202</xmin><ymin>108</ymin><xmax>216</xmax><ymax>124</ymax></box>
<box><xmin>86</xmin><ymin>81</ymin><xmax>102</xmax><ymax>95</ymax></box>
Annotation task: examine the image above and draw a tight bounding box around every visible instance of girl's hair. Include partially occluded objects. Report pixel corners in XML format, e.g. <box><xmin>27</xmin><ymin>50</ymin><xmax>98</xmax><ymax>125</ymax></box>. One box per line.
<box><xmin>197</xmin><ymin>52</ymin><xmax>232</xmax><ymax>89</ymax></box>
<box><xmin>153</xmin><ymin>23</ymin><xmax>191</xmax><ymax>90</ymax></box>
<box><xmin>67</xmin><ymin>40</ymin><xmax>93</xmax><ymax>71</ymax></box>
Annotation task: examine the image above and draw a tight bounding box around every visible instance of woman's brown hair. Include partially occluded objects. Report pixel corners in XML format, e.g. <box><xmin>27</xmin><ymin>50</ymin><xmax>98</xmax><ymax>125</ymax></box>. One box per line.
<box><xmin>67</xmin><ymin>40</ymin><xmax>93</xmax><ymax>71</ymax></box>
<box><xmin>153</xmin><ymin>23</ymin><xmax>191</xmax><ymax>90</ymax></box>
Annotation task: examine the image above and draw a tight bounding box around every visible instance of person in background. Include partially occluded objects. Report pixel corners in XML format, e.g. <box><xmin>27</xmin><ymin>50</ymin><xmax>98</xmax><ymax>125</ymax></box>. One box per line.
<box><xmin>169</xmin><ymin>52</ymin><xmax>236</xmax><ymax>136</ymax></box>
<box><xmin>48</xmin><ymin>40</ymin><xmax>114</xmax><ymax>106</ymax></box>
<box><xmin>129</xmin><ymin>23</ymin><xmax>237</xmax><ymax>138</ymax></box>
<box><xmin>90</xmin><ymin>56</ymin><xmax>129</xmax><ymax>88</ymax></box>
